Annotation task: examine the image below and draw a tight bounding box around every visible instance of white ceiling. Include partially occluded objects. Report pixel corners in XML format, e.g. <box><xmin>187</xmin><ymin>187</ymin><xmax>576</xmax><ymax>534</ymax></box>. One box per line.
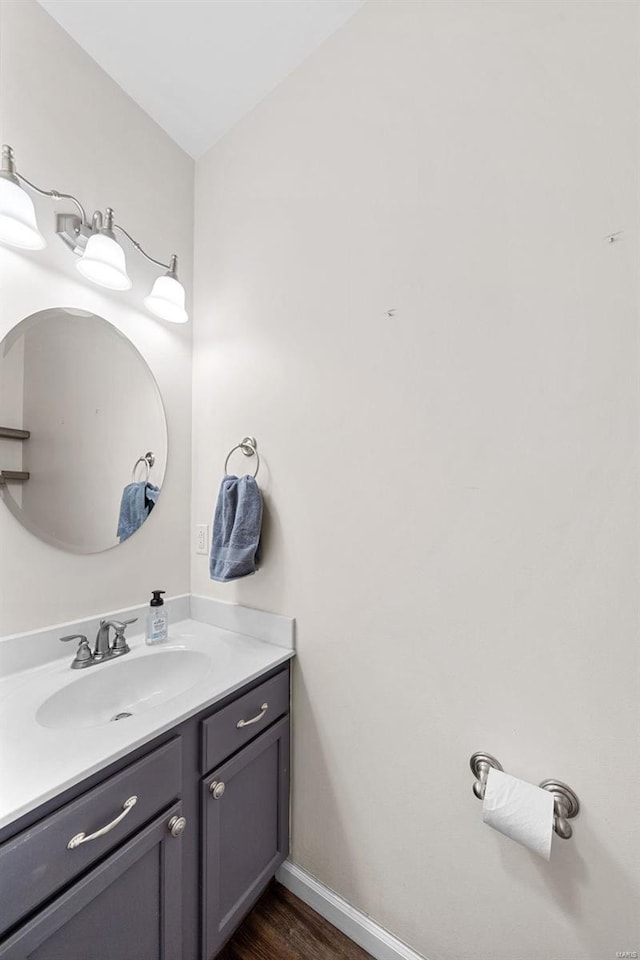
<box><xmin>37</xmin><ymin>0</ymin><xmax>364</xmax><ymax>159</ymax></box>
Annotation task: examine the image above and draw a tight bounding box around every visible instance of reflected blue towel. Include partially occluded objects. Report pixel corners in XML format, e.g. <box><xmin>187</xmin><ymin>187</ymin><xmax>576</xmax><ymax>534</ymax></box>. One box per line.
<box><xmin>117</xmin><ymin>482</ymin><xmax>160</xmax><ymax>542</ymax></box>
<box><xmin>145</xmin><ymin>484</ymin><xmax>160</xmax><ymax>511</ymax></box>
<box><xmin>209</xmin><ymin>474</ymin><xmax>262</xmax><ymax>582</ymax></box>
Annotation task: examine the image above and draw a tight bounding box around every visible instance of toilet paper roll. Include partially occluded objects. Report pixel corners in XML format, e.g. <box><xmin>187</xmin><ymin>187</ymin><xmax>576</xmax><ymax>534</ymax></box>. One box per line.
<box><xmin>482</xmin><ymin>768</ymin><xmax>554</xmax><ymax>860</ymax></box>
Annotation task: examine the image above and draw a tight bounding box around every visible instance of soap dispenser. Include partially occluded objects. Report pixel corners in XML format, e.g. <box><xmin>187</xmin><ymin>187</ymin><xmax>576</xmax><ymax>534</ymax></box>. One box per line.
<box><xmin>146</xmin><ymin>590</ymin><xmax>168</xmax><ymax>645</ymax></box>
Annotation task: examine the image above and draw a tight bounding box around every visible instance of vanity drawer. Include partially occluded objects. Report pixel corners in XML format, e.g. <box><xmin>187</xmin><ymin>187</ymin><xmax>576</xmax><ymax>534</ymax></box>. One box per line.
<box><xmin>202</xmin><ymin>668</ymin><xmax>289</xmax><ymax>774</ymax></box>
<box><xmin>0</xmin><ymin>737</ymin><xmax>181</xmax><ymax>934</ymax></box>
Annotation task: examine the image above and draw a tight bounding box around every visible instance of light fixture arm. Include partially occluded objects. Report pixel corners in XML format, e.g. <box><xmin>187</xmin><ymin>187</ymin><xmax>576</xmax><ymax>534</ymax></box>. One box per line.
<box><xmin>2</xmin><ymin>145</ymin><xmax>88</xmax><ymax>225</ymax></box>
<box><xmin>16</xmin><ymin>173</ymin><xmax>88</xmax><ymax>225</ymax></box>
<box><xmin>112</xmin><ymin>222</ymin><xmax>176</xmax><ymax>275</ymax></box>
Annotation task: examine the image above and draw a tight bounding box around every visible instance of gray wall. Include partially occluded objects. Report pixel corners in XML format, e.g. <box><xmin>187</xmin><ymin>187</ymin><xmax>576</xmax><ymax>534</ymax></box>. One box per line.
<box><xmin>192</xmin><ymin>2</ymin><xmax>639</xmax><ymax>957</ymax></box>
<box><xmin>0</xmin><ymin>0</ymin><xmax>194</xmax><ymax>631</ymax></box>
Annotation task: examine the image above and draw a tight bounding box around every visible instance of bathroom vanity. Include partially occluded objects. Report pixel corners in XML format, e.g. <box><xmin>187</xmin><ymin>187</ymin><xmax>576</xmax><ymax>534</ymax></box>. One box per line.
<box><xmin>0</xmin><ymin>610</ymin><xmax>294</xmax><ymax>960</ymax></box>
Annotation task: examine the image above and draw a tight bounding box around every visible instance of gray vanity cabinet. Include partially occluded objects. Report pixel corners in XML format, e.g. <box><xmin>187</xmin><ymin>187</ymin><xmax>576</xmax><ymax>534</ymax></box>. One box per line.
<box><xmin>201</xmin><ymin>716</ymin><xmax>290</xmax><ymax>959</ymax></box>
<box><xmin>0</xmin><ymin>802</ymin><xmax>184</xmax><ymax>960</ymax></box>
<box><xmin>0</xmin><ymin>663</ymin><xmax>291</xmax><ymax>960</ymax></box>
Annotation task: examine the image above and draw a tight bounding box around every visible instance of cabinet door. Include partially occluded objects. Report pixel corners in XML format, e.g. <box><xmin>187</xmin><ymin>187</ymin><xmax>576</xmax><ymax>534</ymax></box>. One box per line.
<box><xmin>202</xmin><ymin>716</ymin><xmax>290</xmax><ymax>959</ymax></box>
<box><xmin>0</xmin><ymin>803</ymin><xmax>184</xmax><ymax>960</ymax></box>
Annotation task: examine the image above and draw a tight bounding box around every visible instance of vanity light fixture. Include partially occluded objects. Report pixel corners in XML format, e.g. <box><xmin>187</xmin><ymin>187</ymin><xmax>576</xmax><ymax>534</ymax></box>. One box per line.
<box><xmin>0</xmin><ymin>145</ymin><xmax>189</xmax><ymax>322</ymax></box>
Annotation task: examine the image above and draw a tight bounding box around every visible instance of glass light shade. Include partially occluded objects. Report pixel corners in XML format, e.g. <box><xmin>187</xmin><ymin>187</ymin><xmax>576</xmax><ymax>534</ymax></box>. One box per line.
<box><xmin>0</xmin><ymin>177</ymin><xmax>46</xmax><ymax>250</ymax></box>
<box><xmin>76</xmin><ymin>233</ymin><xmax>131</xmax><ymax>290</ymax></box>
<box><xmin>144</xmin><ymin>274</ymin><xmax>188</xmax><ymax>323</ymax></box>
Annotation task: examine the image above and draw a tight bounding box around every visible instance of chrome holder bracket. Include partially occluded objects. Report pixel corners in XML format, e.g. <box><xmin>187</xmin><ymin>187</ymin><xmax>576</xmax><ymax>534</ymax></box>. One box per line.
<box><xmin>55</xmin><ymin>213</ymin><xmax>92</xmax><ymax>255</ymax></box>
<box><xmin>470</xmin><ymin>752</ymin><xmax>503</xmax><ymax>799</ymax></box>
<box><xmin>239</xmin><ymin>437</ymin><xmax>257</xmax><ymax>456</ymax></box>
<box><xmin>539</xmin><ymin>779</ymin><xmax>580</xmax><ymax>839</ymax></box>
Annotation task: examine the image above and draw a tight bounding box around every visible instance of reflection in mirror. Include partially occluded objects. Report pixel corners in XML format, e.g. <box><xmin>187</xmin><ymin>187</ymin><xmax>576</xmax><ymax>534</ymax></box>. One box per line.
<box><xmin>0</xmin><ymin>308</ymin><xmax>167</xmax><ymax>553</ymax></box>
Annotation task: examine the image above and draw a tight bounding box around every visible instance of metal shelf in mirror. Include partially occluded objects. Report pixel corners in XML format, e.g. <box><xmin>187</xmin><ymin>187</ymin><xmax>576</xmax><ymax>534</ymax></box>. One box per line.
<box><xmin>0</xmin><ymin>308</ymin><xmax>167</xmax><ymax>553</ymax></box>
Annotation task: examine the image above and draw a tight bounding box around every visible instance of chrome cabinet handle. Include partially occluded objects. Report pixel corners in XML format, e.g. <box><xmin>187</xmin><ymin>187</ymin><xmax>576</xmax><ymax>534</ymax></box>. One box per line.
<box><xmin>209</xmin><ymin>781</ymin><xmax>225</xmax><ymax>799</ymax></box>
<box><xmin>236</xmin><ymin>702</ymin><xmax>268</xmax><ymax>729</ymax></box>
<box><xmin>168</xmin><ymin>815</ymin><xmax>186</xmax><ymax>837</ymax></box>
<box><xmin>67</xmin><ymin>796</ymin><xmax>137</xmax><ymax>849</ymax></box>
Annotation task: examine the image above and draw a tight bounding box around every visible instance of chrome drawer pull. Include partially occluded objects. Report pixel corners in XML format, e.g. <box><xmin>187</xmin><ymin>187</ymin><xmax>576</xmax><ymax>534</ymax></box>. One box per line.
<box><xmin>236</xmin><ymin>702</ymin><xmax>268</xmax><ymax>729</ymax></box>
<box><xmin>67</xmin><ymin>796</ymin><xmax>137</xmax><ymax>850</ymax></box>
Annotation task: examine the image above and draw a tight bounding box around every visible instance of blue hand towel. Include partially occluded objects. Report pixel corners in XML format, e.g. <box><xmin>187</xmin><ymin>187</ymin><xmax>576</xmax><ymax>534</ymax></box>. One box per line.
<box><xmin>117</xmin><ymin>482</ymin><xmax>160</xmax><ymax>542</ymax></box>
<box><xmin>209</xmin><ymin>474</ymin><xmax>263</xmax><ymax>582</ymax></box>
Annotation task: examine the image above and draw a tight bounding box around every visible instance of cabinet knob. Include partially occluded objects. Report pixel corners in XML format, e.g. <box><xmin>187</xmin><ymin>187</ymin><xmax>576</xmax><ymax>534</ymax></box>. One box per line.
<box><xmin>209</xmin><ymin>780</ymin><xmax>225</xmax><ymax>799</ymax></box>
<box><xmin>168</xmin><ymin>815</ymin><xmax>186</xmax><ymax>838</ymax></box>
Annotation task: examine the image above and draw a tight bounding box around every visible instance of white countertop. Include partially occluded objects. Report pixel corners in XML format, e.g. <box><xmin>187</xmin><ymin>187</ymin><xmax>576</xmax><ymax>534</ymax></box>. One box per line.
<box><xmin>0</xmin><ymin>618</ymin><xmax>294</xmax><ymax>831</ymax></box>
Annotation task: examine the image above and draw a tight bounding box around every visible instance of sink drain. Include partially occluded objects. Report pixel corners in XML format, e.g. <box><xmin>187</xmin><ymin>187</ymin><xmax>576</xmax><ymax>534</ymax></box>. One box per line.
<box><xmin>110</xmin><ymin>712</ymin><xmax>133</xmax><ymax>722</ymax></box>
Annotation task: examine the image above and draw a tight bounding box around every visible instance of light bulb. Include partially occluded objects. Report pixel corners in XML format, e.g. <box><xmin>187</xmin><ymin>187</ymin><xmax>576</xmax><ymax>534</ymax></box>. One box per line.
<box><xmin>144</xmin><ymin>273</ymin><xmax>188</xmax><ymax>323</ymax></box>
<box><xmin>0</xmin><ymin>177</ymin><xmax>46</xmax><ymax>250</ymax></box>
<box><xmin>76</xmin><ymin>232</ymin><xmax>131</xmax><ymax>290</ymax></box>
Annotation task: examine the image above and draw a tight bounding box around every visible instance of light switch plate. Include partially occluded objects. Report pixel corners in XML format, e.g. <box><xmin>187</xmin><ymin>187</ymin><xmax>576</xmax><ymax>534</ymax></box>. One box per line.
<box><xmin>195</xmin><ymin>523</ymin><xmax>209</xmax><ymax>555</ymax></box>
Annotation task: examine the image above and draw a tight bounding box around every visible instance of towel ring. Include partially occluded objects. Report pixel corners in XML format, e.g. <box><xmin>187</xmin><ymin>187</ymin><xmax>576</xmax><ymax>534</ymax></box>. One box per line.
<box><xmin>224</xmin><ymin>437</ymin><xmax>259</xmax><ymax>478</ymax></box>
<box><xmin>132</xmin><ymin>451</ymin><xmax>155</xmax><ymax>483</ymax></box>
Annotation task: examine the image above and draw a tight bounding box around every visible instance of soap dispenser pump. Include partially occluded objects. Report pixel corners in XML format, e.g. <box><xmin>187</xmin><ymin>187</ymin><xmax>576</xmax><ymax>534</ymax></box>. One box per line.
<box><xmin>146</xmin><ymin>590</ymin><xmax>168</xmax><ymax>645</ymax></box>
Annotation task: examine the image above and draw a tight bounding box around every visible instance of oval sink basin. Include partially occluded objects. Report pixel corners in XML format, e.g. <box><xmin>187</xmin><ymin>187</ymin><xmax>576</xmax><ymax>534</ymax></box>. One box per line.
<box><xmin>36</xmin><ymin>650</ymin><xmax>211</xmax><ymax>729</ymax></box>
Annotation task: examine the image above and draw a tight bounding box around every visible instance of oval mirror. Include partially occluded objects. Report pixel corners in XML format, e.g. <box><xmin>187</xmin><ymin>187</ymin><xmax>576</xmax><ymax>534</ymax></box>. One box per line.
<box><xmin>0</xmin><ymin>308</ymin><xmax>167</xmax><ymax>553</ymax></box>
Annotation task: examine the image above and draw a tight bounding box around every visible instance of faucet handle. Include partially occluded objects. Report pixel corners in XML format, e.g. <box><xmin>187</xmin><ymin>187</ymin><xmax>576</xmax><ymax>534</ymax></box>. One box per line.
<box><xmin>109</xmin><ymin>617</ymin><xmax>138</xmax><ymax>631</ymax></box>
<box><xmin>60</xmin><ymin>634</ymin><xmax>93</xmax><ymax>669</ymax></box>
<box><xmin>111</xmin><ymin>617</ymin><xmax>138</xmax><ymax>656</ymax></box>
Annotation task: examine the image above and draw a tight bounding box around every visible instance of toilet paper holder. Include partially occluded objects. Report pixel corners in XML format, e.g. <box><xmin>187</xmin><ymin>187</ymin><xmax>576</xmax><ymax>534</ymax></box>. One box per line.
<box><xmin>470</xmin><ymin>752</ymin><xmax>580</xmax><ymax>840</ymax></box>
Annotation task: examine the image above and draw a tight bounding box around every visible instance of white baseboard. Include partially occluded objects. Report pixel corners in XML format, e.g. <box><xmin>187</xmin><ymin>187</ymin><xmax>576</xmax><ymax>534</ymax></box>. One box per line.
<box><xmin>276</xmin><ymin>860</ymin><xmax>428</xmax><ymax>960</ymax></box>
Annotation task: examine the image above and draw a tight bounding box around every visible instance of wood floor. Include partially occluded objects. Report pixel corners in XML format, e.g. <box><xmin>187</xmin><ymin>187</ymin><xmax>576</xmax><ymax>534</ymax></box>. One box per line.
<box><xmin>217</xmin><ymin>882</ymin><xmax>373</xmax><ymax>960</ymax></box>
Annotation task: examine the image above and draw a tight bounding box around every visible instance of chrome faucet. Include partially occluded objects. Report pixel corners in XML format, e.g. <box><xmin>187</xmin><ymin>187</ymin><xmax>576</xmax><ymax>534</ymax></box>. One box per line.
<box><xmin>61</xmin><ymin>617</ymin><xmax>138</xmax><ymax>669</ymax></box>
<box><xmin>94</xmin><ymin>620</ymin><xmax>119</xmax><ymax>661</ymax></box>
